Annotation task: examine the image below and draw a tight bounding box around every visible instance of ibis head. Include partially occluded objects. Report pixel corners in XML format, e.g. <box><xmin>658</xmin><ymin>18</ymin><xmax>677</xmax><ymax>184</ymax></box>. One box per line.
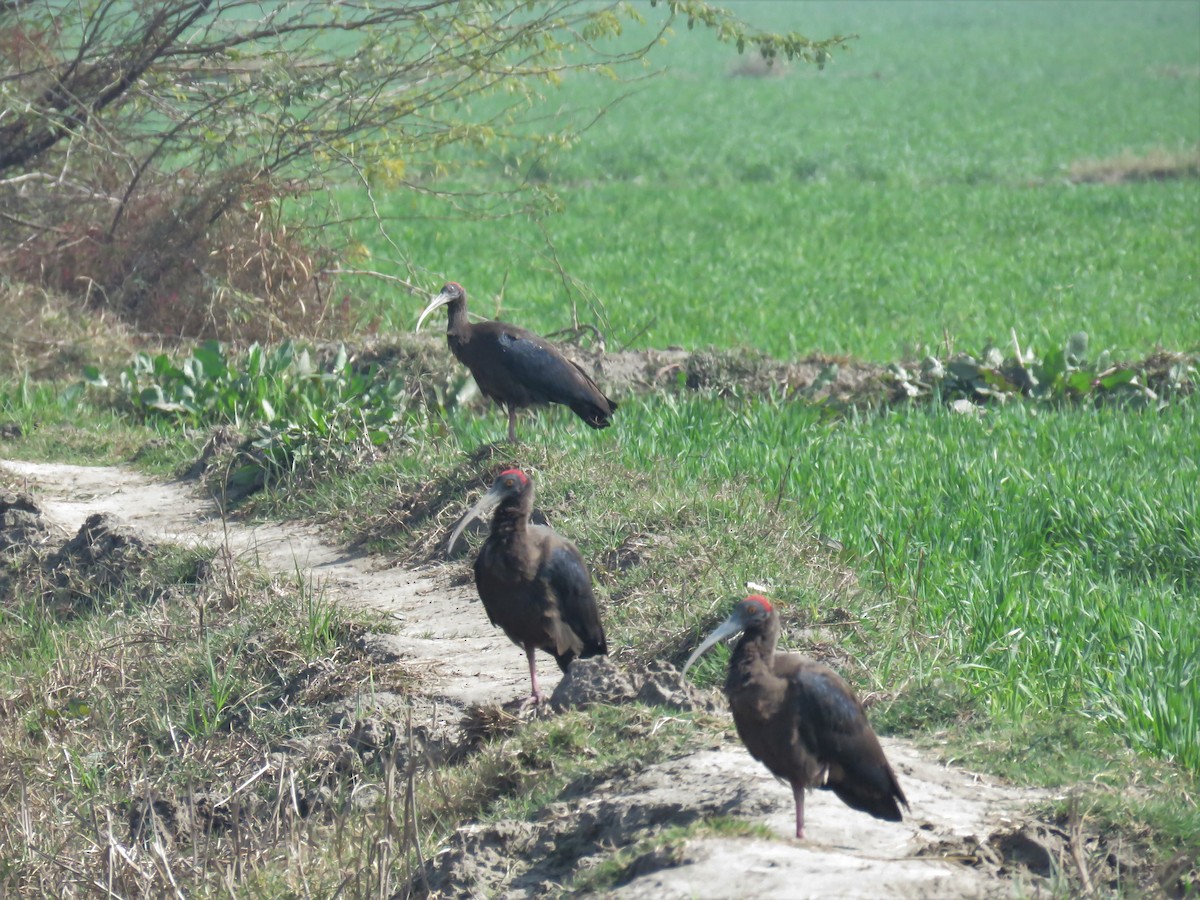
<box><xmin>416</xmin><ymin>281</ymin><xmax>467</xmax><ymax>331</ymax></box>
<box><xmin>682</xmin><ymin>595</ymin><xmax>774</xmax><ymax>676</ymax></box>
<box><xmin>447</xmin><ymin>469</ymin><xmax>531</xmax><ymax>555</ymax></box>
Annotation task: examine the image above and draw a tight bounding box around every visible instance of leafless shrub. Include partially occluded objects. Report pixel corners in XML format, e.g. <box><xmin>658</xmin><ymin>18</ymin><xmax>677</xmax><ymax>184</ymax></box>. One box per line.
<box><xmin>0</xmin><ymin>2</ymin><xmax>849</xmax><ymax>344</ymax></box>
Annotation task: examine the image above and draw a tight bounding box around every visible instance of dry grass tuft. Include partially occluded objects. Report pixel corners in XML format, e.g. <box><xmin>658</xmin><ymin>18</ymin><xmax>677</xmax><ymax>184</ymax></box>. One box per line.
<box><xmin>1067</xmin><ymin>146</ymin><xmax>1200</xmax><ymax>185</ymax></box>
<box><xmin>0</xmin><ymin>509</ymin><xmax>426</xmax><ymax>897</ymax></box>
<box><xmin>0</xmin><ymin>281</ymin><xmax>146</xmax><ymax>379</ymax></box>
<box><xmin>459</xmin><ymin>702</ymin><xmax>527</xmax><ymax>747</ymax></box>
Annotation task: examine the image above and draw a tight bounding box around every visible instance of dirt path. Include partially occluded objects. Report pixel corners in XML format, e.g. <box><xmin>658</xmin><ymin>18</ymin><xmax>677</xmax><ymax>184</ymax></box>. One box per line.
<box><xmin>0</xmin><ymin>458</ymin><xmax>539</xmax><ymax>708</ymax></box>
<box><xmin>0</xmin><ymin>458</ymin><xmax>1057</xmax><ymax>898</ymax></box>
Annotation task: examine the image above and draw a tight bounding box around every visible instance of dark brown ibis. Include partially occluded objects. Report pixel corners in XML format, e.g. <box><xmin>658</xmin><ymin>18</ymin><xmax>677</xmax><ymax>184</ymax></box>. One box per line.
<box><xmin>416</xmin><ymin>282</ymin><xmax>617</xmax><ymax>442</ymax></box>
<box><xmin>448</xmin><ymin>468</ymin><xmax>608</xmax><ymax>704</ymax></box>
<box><xmin>683</xmin><ymin>595</ymin><xmax>908</xmax><ymax>839</ymax></box>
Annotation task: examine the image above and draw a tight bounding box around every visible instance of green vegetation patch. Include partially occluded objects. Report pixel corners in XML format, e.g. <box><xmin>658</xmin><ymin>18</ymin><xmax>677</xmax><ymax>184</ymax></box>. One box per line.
<box><xmin>350</xmin><ymin>1</ymin><xmax>1200</xmax><ymax>359</ymax></box>
<box><xmin>227</xmin><ymin>381</ymin><xmax>1199</xmax><ymax>782</ymax></box>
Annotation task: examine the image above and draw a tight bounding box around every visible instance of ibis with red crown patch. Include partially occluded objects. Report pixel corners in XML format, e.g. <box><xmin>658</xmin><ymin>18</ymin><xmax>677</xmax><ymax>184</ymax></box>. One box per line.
<box><xmin>417</xmin><ymin>282</ymin><xmax>617</xmax><ymax>442</ymax></box>
<box><xmin>684</xmin><ymin>595</ymin><xmax>908</xmax><ymax>839</ymax></box>
<box><xmin>448</xmin><ymin>469</ymin><xmax>608</xmax><ymax>705</ymax></box>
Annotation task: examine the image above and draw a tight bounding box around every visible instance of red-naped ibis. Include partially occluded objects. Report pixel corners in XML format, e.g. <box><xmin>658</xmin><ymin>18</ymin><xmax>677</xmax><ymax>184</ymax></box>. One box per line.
<box><xmin>683</xmin><ymin>595</ymin><xmax>908</xmax><ymax>839</ymax></box>
<box><xmin>448</xmin><ymin>468</ymin><xmax>608</xmax><ymax>704</ymax></box>
<box><xmin>416</xmin><ymin>282</ymin><xmax>617</xmax><ymax>442</ymax></box>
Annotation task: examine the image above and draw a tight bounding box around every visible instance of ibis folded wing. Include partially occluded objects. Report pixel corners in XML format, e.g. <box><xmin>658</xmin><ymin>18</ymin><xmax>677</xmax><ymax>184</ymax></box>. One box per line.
<box><xmin>787</xmin><ymin>662</ymin><xmax>908</xmax><ymax>821</ymax></box>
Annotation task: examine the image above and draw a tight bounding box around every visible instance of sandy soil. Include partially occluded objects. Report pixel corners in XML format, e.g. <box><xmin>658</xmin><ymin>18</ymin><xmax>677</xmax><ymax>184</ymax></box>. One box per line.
<box><xmin>0</xmin><ymin>458</ymin><xmax>1066</xmax><ymax>898</ymax></box>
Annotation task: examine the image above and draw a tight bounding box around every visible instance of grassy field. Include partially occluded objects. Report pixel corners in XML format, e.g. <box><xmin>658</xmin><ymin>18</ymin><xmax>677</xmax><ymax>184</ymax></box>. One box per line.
<box><xmin>3</xmin><ymin>0</ymin><xmax>1197</xmax><ymax>779</ymax></box>
<box><xmin>2</xmin><ymin>0</ymin><xmax>1199</xmax><ymax>894</ymax></box>
<box><xmin>329</xmin><ymin>1</ymin><xmax>1200</xmax><ymax>772</ymax></box>
<box><xmin>245</xmin><ymin>392</ymin><xmax>1196</xmax><ymax>776</ymax></box>
<box><xmin>354</xmin><ymin>0</ymin><xmax>1200</xmax><ymax>360</ymax></box>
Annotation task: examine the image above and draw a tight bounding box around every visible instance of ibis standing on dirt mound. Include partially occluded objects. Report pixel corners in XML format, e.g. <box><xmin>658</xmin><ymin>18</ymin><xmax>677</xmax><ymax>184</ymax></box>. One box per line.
<box><xmin>683</xmin><ymin>595</ymin><xmax>908</xmax><ymax>839</ymax></box>
<box><xmin>448</xmin><ymin>468</ymin><xmax>608</xmax><ymax>704</ymax></box>
<box><xmin>416</xmin><ymin>282</ymin><xmax>618</xmax><ymax>442</ymax></box>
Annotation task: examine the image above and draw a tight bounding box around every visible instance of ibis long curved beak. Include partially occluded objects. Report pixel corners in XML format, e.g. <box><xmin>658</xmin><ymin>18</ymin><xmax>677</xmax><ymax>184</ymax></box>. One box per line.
<box><xmin>445</xmin><ymin>481</ymin><xmax>506</xmax><ymax>557</ymax></box>
<box><xmin>416</xmin><ymin>289</ymin><xmax>453</xmax><ymax>332</ymax></box>
<box><xmin>682</xmin><ymin>607</ymin><xmax>750</xmax><ymax>677</ymax></box>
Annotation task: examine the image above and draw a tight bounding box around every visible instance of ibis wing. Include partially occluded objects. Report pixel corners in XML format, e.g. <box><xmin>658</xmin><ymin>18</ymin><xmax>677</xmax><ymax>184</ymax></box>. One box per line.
<box><xmin>488</xmin><ymin>329</ymin><xmax>614</xmax><ymax>420</ymax></box>
<box><xmin>789</xmin><ymin>665</ymin><xmax>907</xmax><ymax>819</ymax></box>
<box><xmin>789</xmin><ymin>667</ymin><xmax>868</xmax><ymax>749</ymax></box>
<box><xmin>472</xmin><ymin>545</ymin><xmax>506</xmax><ymax>630</ymax></box>
<box><xmin>539</xmin><ymin>542</ymin><xmax>608</xmax><ymax>666</ymax></box>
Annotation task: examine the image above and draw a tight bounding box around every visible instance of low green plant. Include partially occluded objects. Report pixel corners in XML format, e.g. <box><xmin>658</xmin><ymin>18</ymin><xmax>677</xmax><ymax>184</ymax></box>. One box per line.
<box><xmin>893</xmin><ymin>332</ymin><xmax>1194</xmax><ymax>406</ymax></box>
<box><xmin>91</xmin><ymin>340</ymin><xmax>416</xmax><ymax>485</ymax></box>
<box><xmin>181</xmin><ymin>642</ymin><xmax>249</xmax><ymax>739</ymax></box>
<box><xmin>109</xmin><ymin>341</ymin><xmax>404</xmax><ymax>435</ymax></box>
<box><xmin>296</xmin><ymin>572</ymin><xmax>348</xmax><ymax>656</ymax></box>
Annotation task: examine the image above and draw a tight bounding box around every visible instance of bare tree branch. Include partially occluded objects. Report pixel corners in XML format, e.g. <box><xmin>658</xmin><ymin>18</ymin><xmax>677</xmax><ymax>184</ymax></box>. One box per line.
<box><xmin>0</xmin><ymin>0</ymin><xmax>853</xmax><ymax>340</ymax></box>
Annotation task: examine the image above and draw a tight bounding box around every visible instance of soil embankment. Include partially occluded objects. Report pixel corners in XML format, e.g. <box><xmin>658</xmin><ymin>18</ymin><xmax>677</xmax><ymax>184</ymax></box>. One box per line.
<box><xmin>2</xmin><ymin>458</ymin><xmax>1073</xmax><ymax>897</ymax></box>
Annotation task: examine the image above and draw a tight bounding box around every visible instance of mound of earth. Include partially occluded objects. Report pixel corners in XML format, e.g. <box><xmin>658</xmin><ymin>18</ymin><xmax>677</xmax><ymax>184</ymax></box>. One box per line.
<box><xmin>0</xmin><ymin>458</ymin><xmax>1156</xmax><ymax>897</ymax></box>
<box><xmin>419</xmin><ymin>741</ymin><xmax>1070</xmax><ymax>899</ymax></box>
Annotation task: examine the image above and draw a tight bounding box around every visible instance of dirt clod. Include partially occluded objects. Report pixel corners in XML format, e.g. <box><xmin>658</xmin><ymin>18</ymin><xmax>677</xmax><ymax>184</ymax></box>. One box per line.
<box><xmin>602</xmin><ymin>532</ymin><xmax>672</xmax><ymax>571</ymax></box>
<box><xmin>357</xmin><ymin>631</ymin><xmax>407</xmax><ymax>664</ymax></box>
<box><xmin>127</xmin><ymin>792</ymin><xmax>180</xmax><ymax>848</ymax></box>
<box><xmin>347</xmin><ymin>716</ymin><xmax>397</xmax><ymax>755</ymax></box>
<box><xmin>991</xmin><ymin>824</ymin><xmax>1058</xmax><ymax>877</ymax></box>
<box><xmin>615</xmin><ymin>844</ymin><xmax>689</xmax><ymax>886</ymax></box>
<box><xmin>634</xmin><ymin>661</ymin><xmax>723</xmax><ymax>714</ymax></box>
<box><xmin>35</xmin><ymin>512</ymin><xmax>161</xmax><ymax>615</ymax></box>
<box><xmin>550</xmin><ymin>656</ymin><xmax>637</xmax><ymax>711</ymax></box>
<box><xmin>48</xmin><ymin>512</ymin><xmax>151</xmax><ymax>577</ymax></box>
<box><xmin>0</xmin><ymin>490</ymin><xmax>50</xmax><ymax>552</ymax></box>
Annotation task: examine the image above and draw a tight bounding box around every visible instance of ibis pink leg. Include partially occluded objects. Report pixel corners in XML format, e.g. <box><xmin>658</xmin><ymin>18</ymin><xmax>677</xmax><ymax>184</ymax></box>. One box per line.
<box><xmin>525</xmin><ymin>644</ymin><xmax>544</xmax><ymax>705</ymax></box>
<box><xmin>792</xmin><ymin>783</ymin><xmax>806</xmax><ymax>840</ymax></box>
<box><xmin>507</xmin><ymin>406</ymin><xmax>519</xmax><ymax>443</ymax></box>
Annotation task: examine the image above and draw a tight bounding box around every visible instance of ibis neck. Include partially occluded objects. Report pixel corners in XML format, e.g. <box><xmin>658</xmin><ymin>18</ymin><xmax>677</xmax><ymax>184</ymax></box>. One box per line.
<box><xmin>489</xmin><ymin>491</ymin><xmax>534</xmax><ymax>540</ymax></box>
<box><xmin>445</xmin><ymin>298</ymin><xmax>471</xmax><ymax>340</ymax></box>
<box><xmin>725</xmin><ymin>617</ymin><xmax>780</xmax><ymax>694</ymax></box>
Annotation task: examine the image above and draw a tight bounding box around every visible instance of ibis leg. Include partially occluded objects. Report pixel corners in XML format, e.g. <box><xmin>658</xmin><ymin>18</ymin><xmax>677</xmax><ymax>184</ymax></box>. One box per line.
<box><xmin>792</xmin><ymin>783</ymin><xmax>806</xmax><ymax>840</ymax></box>
<box><xmin>526</xmin><ymin>644</ymin><xmax>544</xmax><ymax>705</ymax></box>
<box><xmin>507</xmin><ymin>406</ymin><xmax>518</xmax><ymax>443</ymax></box>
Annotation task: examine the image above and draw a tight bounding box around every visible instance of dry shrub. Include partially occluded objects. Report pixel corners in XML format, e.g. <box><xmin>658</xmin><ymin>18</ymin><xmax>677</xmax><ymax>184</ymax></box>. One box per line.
<box><xmin>2</xmin><ymin>155</ymin><xmax>354</xmax><ymax>345</ymax></box>
<box><xmin>1068</xmin><ymin>146</ymin><xmax>1200</xmax><ymax>184</ymax></box>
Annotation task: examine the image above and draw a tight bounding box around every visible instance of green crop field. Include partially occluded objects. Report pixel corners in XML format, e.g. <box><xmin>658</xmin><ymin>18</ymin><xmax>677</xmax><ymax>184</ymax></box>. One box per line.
<box><xmin>324</xmin><ymin>0</ymin><xmax>1200</xmax><ymax>774</ymax></box>
<box><xmin>352</xmin><ymin>0</ymin><xmax>1199</xmax><ymax>360</ymax></box>
<box><xmin>4</xmin><ymin>0</ymin><xmax>1193</xmax><ymax>775</ymax></box>
<box><xmin>259</xmin><ymin>392</ymin><xmax>1197</xmax><ymax>774</ymax></box>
